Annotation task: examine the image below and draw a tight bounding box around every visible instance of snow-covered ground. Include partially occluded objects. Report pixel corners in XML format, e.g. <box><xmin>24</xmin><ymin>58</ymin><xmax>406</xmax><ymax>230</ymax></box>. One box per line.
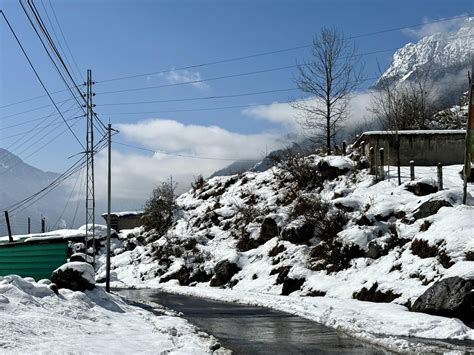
<box><xmin>0</xmin><ymin>275</ymin><xmax>226</xmax><ymax>354</ymax></box>
<box><xmin>3</xmin><ymin>154</ymin><xmax>472</xmax><ymax>353</ymax></box>
<box><xmin>92</xmin><ymin>156</ymin><xmax>473</xmax><ymax>352</ymax></box>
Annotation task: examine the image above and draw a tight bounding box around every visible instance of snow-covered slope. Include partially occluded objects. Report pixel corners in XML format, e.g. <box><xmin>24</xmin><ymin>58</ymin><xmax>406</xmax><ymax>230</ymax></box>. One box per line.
<box><xmin>375</xmin><ymin>17</ymin><xmax>473</xmax><ymax>104</ymax></box>
<box><xmin>93</xmin><ymin>150</ymin><xmax>474</xmax><ymax>349</ymax></box>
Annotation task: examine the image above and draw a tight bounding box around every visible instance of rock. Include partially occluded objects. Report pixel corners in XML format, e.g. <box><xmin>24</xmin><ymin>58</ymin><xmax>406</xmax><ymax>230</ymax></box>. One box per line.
<box><xmin>210</xmin><ymin>260</ymin><xmax>240</xmax><ymax>287</ymax></box>
<box><xmin>411</xmin><ymin>277</ymin><xmax>474</xmax><ymax>326</ymax></box>
<box><xmin>69</xmin><ymin>253</ymin><xmax>93</xmax><ymax>263</ymax></box>
<box><xmin>271</xmin><ymin>266</ymin><xmax>290</xmax><ymax>285</ymax></box>
<box><xmin>48</xmin><ymin>283</ymin><xmax>59</xmax><ymax>295</ymax></box>
<box><xmin>281</xmin><ymin>222</ymin><xmax>314</xmax><ymax>244</ymax></box>
<box><xmin>410</xmin><ymin>239</ymin><xmax>438</xmax><ymax>258</ymax></box>
<box><xmin>412</xmin><ymin>199</ymin><xmax>452</xmax><ymax>220</ymax></box>
<box><xmin>160</xmin><ymin>266</ymin><xmax>191</xmax><ymax>285</ymax></box>
<box><xmin>317</xmin><ymin>160</ymin><xmax>350</xmax><ymax>181</ymax></box>
<box><xmin>406</xmin><ymin>180</ymin><xmax>438</xmax><ymax>196</ymax></box>
<box><xmin>268</xmin><ymin>243</ymin><xmax>286</xmax><ymax>257</ymax></box>
<box><xmin>260</xmin><ymin>217</ymin><xmax>279</xmax><ymax>242</ymax></box>
<box><xmin>353</xmin><ymin>283</ymin><xmax>401</xmax><ymax>303</ymax></box>
<box><xmin>281</xmin><ymin>277</ymin><xmax>305</xmax><ymax>295</ymax></box>
<box><xmin>51</xmin><ymin>262</ymin><xmax>95</xmax><ymax>291</ymax></box>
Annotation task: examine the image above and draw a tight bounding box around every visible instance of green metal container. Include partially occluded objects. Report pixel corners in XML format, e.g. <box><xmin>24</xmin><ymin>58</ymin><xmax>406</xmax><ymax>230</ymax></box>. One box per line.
<box><xmin>0</xmin><ymin>238</ymin><xmax>68</xmax><ymax>280</ymax></box>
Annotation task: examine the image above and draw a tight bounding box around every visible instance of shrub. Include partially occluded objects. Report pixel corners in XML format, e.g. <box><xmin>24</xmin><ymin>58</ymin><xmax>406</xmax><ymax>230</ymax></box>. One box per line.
<box><xmin>288</xmin><ymin>195</ymin><xmax>347</xmax><ymax>242</ymax></box>
<box><xmin>191</xmin><ymin>174</ymin><xmax>206</xmax><ymax>192</ymax></box>
<box><xmin>142</xmin><ymin>180</ymin><xmax>178</xmax><ymax>234</ymax></box>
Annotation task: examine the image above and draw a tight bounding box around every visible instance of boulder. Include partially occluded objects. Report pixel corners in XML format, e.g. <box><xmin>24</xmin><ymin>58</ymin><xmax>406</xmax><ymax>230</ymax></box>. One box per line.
<box><xmin>160</xmin><ymin>266</ymin><xmax>191</xmax><ymax>285</ymax></box>
<box><xmin>317</xmin><ymin>160</ymin><xmax>350</xmax><ymax>181</ymax></box>
<box><xmin>353</xmin><ymin>283</ymin><xmax>401</xmax><ymax>303</ymax></box>
<box><xmin>281</xmin><ymin>222</ymin><xmax>314</xmax><ymax>244</ymax></box>
<box><xmin>69</xmin><ymin>253</ymin><xmax>93</xmax><ymax>263</ymax></box>
<box><xmin>281</xmin><ymin>277</ymin><xmax>305</xmax><ymax>295</ymax></box>
<box><xmin>412</xmin><ymin>199</ymin><xmax>452</xmax><ymax>220</ymax></box>
<box><xmin>210</xmin><ymin>260</ymin><xmax>240</xmax><ymax>287</ymax></box>
<box><xmin>406</xmin><ymin>180</ymin><xmax>438</xmax><ymax>196</ymax></box>
<box><xmin>260</xmin><ymin>217</ymin><xmax>279</xmax><ymax>242</ymax></box>
<box><xmin>411</xmin><ymin>277</ymin><xmax>474</xmax><ymax>325</ymax></box>
<box><xmin>51</xmin><ymin>262</ymin><xmax>95</xmax><ymax>292</ymax></box>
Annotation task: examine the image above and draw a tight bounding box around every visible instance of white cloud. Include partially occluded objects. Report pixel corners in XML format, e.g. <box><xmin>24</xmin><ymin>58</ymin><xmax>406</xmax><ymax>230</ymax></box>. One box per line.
<box><xmin>164</xmin><ymin>69</ymin><xmax>209</xmax><ymax>89</ymax></box>
<box><xmin>243</xmin><ymin>101</ymin><xmax>301</xmax><ymax>132</ymax></box>
<box><xmin>243</xmin><ymin>92</ymin><xmax>375</xmax><ymax>138</ymax></box>
<box><xmin>93</xmin><ymin>119</ymin><xmax>284</xmax><ymax>205</ymax></box>
<box><xmin>402</xmin><ymin>16</ymin><xmax>468</xmax><ymax>39</ymax></box>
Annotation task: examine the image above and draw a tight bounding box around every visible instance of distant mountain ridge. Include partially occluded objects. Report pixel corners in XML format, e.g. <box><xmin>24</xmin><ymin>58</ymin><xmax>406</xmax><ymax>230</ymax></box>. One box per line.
<box><xmin>375</xmin><ymin>17</ymin><xmax>473</xmax><ymax>105</ymax></box>
<box><xmin>0</xmin><ymin>149</ymin><xmax>67</xmax><ymax>235</ymax></box>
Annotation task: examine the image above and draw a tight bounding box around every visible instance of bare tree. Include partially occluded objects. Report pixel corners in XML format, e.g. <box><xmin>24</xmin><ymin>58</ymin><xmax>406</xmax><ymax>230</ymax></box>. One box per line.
<box><xmin>369</xmin><ymin>66</ymin><xmax>438</xmax><ymax>184</ymax></box>
<box><xmin>292</xmin><ymin>26</ymin><xmax>365</xmax><ymax>154</ymax></box>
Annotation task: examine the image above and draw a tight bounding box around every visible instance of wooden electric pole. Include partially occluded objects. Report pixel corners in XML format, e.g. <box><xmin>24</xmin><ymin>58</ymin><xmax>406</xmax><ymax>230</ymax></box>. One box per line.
<box><xmin>463</xmin><ymin>62</ymin><xmax>474</xmax><ymax>204</ymax></box>
<box><xmin>106</xmin><ymin>123</ymin><xmax>112</xmax><ymax>292</ymax></box>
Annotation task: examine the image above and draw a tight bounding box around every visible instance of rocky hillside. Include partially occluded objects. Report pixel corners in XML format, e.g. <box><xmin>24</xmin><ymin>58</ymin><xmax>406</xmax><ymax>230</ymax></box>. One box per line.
<box><xmin>98</xmin><ymin>147</ymin><xmax>474</xmax><ymax>327</ymax></box>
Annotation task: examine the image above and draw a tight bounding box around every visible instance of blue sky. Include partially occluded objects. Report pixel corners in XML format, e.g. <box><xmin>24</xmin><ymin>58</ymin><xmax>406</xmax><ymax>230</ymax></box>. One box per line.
<box><xmin>1</xmin><ymin>0</ymin><xmax>473</xmax><ymax>207</ymax></box>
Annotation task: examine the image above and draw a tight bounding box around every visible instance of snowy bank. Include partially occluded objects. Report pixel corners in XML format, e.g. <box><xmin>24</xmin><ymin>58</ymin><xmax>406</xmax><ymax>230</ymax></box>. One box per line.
<box><xmin>0</xmin><ymin>275</ymin><xmax>226</xmax><ymax>354</ymax></box>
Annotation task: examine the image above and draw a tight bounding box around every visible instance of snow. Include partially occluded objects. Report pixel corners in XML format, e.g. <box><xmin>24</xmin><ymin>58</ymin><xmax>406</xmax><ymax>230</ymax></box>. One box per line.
<box><xmin>54</xmin><ymin>262</ymin><xmax>96</xmax><ymax>285</ymax></box>
<box><xmin>360</xmin><ymin>129</ymin><xmax>465</xmax><ymax>135</ymax></box>
<box><xmin>94</xmin><ymin>157</ymin><xmax>474</xmax><ymax>352</ymax></box>
<box><xmin>0</xmin><ymin>275</ymin><xmax>226</xmax><ymax>354</ymax></box>
<box><xmin>101</xmin><ymin>211</ymin><xmax>144</xmax><ymax>217</ymax></box>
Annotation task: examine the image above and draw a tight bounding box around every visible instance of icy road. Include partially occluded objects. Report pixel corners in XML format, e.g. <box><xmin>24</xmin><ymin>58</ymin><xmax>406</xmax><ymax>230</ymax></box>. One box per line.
<box><xmin>117</xmin><ymin>289</ymin><xmax>393</xmax><ymax>354</ymax></box>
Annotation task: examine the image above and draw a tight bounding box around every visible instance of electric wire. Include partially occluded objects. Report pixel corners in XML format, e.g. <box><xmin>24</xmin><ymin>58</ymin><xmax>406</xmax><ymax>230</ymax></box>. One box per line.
<box><xmin>115</xmin><ymin>141</ymin><xmax>261</xmax><ymax>162</ymax></box>
<box><xmin>47</xmin><ymin>0</ymin><xmax>84</xmax><ymax>82</ymax></box>
<box><xmin>0</xmin><ymin>9</ymin><xmax>84</xmax><ymax>148</ymax></box>
<box><xmin>96</xmin><ymin>14</ymin><xmax>472</xmax><ymax>84</ymax></box>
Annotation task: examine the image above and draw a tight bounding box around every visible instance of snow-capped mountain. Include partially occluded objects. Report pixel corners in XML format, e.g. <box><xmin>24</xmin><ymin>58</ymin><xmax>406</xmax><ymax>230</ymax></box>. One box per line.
<box><xmin>375</xmin><ymin>17</ymin><xmax>473</xmax><ymax>105</ymax></box>
<box><xmin>0</xmin><ymin>149</ymin><xmax>69</xmax><ymax>234</ymax></box>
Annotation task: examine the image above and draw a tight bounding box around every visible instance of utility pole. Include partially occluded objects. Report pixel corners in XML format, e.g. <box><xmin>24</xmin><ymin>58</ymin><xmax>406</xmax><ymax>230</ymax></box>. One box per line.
<box><xmin>85</xmin><ymin>69</ymin><xmax>96</xmax><ymax>262</ymax></box>
<box><xmin>463</xmin><ymin>61</ymin><xmax>474</xmax><ymax>204</ymax></box>
<box><xmin>105</xmin><ymin>123</ymin><xmax>112</xmax><ymax>292</ymax></box>
<box><xmin>4</xmin><ymin>211</ymin><xmax>12</xmax><ymax>243</ymax></box>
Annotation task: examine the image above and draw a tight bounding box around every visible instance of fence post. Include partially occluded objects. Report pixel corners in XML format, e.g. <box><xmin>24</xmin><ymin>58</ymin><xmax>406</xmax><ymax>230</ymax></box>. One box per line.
<box><xmin>4</xmin><ymin>211</ymin><xmax>13</xmax><ymax>243</ymax></box>
<box><xmin>41</xmin><ymin>217</ymin><xmax>45</xmax><ymax>233</ymax></box>
<box><xmin>369</xmin><ymin>147</ymin><xmax>375</xmax><ymax>176</ymax></box>
<box><xmin>410</xmin><ymin>160</ymin><xmax>415</xmax><ymax>181</ymax></box>
<box><xmin>379</xmin><ymin>148</ymin><xmax>385</xmax><ymax>180</ymax></box>
<box><xmin>342</xmin><ymin>140</ymin><xmax>347</xmax><ymax>155</ymax></box>
<box><xmin>437</xmin><ymin>162</ymin><xmax>443</xmax><ymax>190</ymax></box>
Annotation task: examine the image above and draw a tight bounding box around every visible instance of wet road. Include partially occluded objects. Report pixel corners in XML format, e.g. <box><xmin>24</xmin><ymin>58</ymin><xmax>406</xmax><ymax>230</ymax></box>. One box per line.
<box><xmin>116</xmin><ymin>289</ymin><xmax>392</xmax><ymax>354</ymax></box>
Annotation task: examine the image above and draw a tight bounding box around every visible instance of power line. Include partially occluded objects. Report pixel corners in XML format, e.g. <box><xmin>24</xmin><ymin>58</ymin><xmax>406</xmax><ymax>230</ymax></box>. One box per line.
<box><xmin>47</xmin><ymin>0</ymin><xmax>84</xmax><ymax>82</ymax></box>
<box><xmin>0</xmin><ymin>86</ymin><xmax>81</xmax><ymax>110</ymax></box>
<box><xmin>6</xmin><ymin>135</ymin><xmax>109</xmax><ymax>216</ymax></box>
<box><xmin>95</xmin><ymin>34</ymin><xmax>474</xmax><ymax>96</ymax></box>
<box><xmin>0</xmin><ymin>109</ymin><xmax>83</xmax><ymax>176</ymax></box>
<box><xmin>115</xmin><ymin>141</ymin><xmax>261</xmax><ymax>162</ymax></box>
<box><xmin>4</xmin><ymin>100</ymin><xmax>78</xmax><ymax>154</ymax></box>
<box><xmin>39</xmin><ymin>0</ymin><xmax>81</xmax><ymax>85</ymax></box>
<box><xmin>0</xmin><ymin>98</ymin><xmax>72</xmax><ymax>120</ymax></box>
<box><xmin>0</xmin><ymin>9</ymin><xmax>84</xmax><ymax>149</ymax></box>
<box><xmin>96</xmin><ymin>14</ymin><xmax>472</xmax><ymax>84</ymax></box>
<box><xmin>0</xmin><ymin>106</ymin><xmax>78</xmax><ymax>131</ymax></box>
<box><xmin>1</xmin><ymin>115</ymin><xmax>83</xmax><ymax>140</ymax></box>
<box><xmin>99</xmin><ymin>87</ymin><xmax>300</xmax><ymax>106</ymax></box>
